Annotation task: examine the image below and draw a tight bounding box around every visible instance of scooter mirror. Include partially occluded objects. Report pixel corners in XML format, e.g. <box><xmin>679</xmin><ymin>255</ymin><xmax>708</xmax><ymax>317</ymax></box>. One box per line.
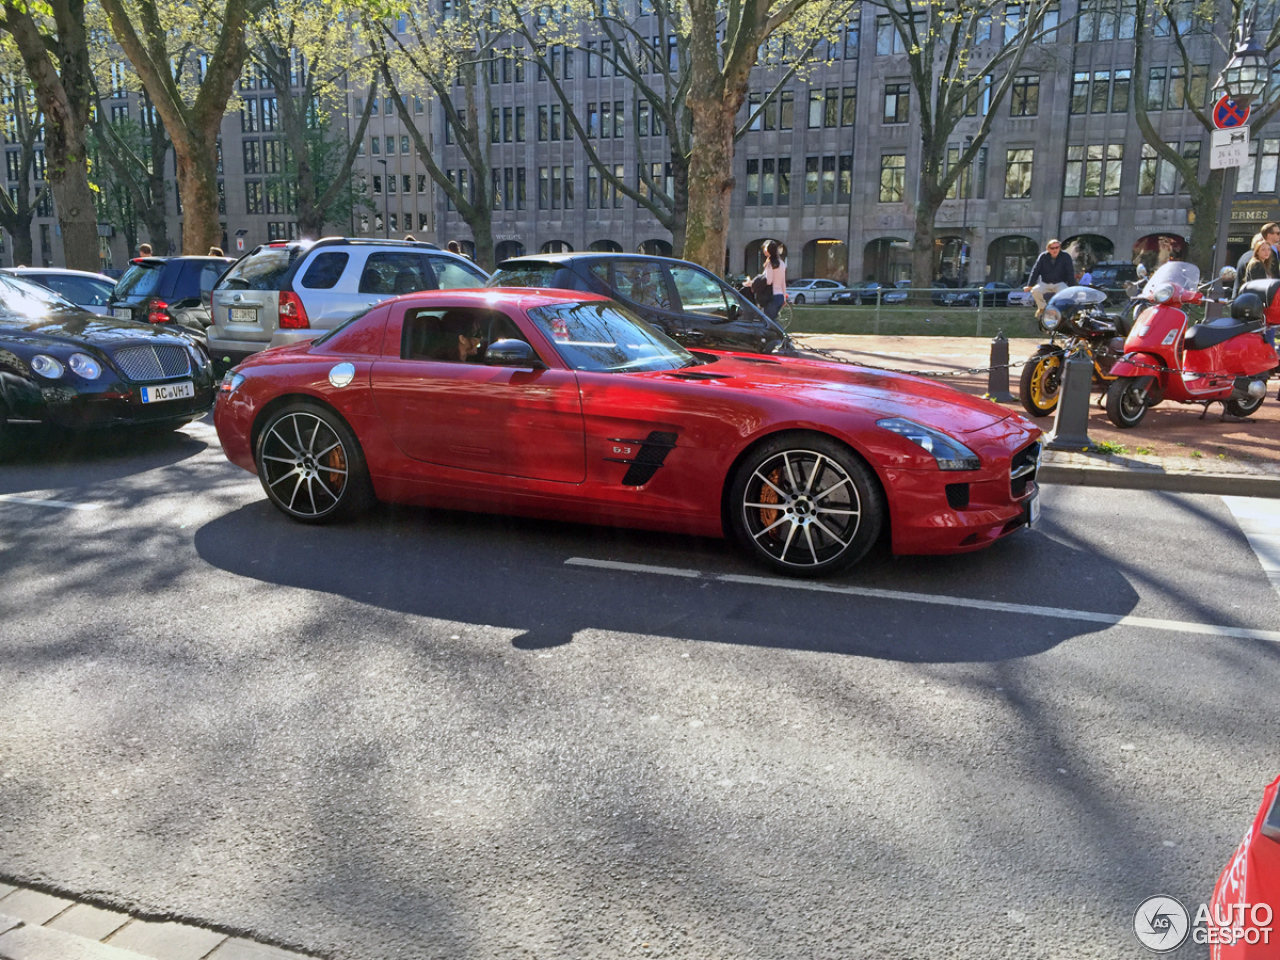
<box><xmin>1219</xmin><ymin>266</ymin><xmax>1237</xmax><ymax>285</ymax></box>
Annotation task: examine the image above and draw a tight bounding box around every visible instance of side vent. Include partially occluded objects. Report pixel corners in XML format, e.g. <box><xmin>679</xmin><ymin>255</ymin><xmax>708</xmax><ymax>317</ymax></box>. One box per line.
<box><xmin>605</xmin><ymin>431</ymin><xmax>678</xmax><ymax>487</ymax></box>
<box><xmin>945</xmin><ymin>483</ymin><xmax>970</xmax><ymax>510</ymax></box>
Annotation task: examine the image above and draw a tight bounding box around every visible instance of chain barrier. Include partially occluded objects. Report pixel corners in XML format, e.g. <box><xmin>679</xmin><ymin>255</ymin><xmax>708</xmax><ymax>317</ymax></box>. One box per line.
<box><xmin>790</xmin><ymin>336</ymin><xmax>1035</xmax><ymax>380</ymax></box>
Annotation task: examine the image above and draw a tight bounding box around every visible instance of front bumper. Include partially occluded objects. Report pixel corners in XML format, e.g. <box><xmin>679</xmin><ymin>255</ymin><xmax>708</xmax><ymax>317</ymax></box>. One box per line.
<box><xmin>887</xmin><ymin>430</ymin><xmax>1042</xmax><ymax>556</ymax></box>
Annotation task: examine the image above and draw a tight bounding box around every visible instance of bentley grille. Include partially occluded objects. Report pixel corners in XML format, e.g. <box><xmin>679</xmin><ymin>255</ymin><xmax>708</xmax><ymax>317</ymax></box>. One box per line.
<box><xmin>112</xmin><ymin>345</ymin><xmax>192</xmax><ymax>382</ymax></box>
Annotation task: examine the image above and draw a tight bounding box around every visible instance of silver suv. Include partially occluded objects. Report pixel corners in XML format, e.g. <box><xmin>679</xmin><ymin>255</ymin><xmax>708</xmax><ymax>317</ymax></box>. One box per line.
<box><xmin>208</xmin><ymin>238</ymin><xmax>489</xmax><ymax>362</ymax></box>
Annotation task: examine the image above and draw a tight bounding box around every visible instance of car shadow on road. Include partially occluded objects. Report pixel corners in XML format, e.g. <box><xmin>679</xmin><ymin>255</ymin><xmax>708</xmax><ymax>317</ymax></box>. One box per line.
<box><xmin>193</xmin><ymin>497</ymin><xmax>1141</xmax><ymax>664</ymax></box>
<box><xmin>0</xmin><ymin>426</ymin><xmax>208</xmax><ymax>491</ymax></box>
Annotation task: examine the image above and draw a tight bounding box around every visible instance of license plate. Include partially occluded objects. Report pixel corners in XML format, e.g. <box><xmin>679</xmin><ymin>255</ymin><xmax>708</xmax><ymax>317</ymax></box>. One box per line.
<box><xmin>113</xmin><ymin>308</ymin><xmax>132</xmax><ymax>320</ymax></box>
<box><xmin>229</xmin><ymin>307</ymin><xmax>257</xmax><ymax>323</ymax></box>
<box><xmin>140</xmin><ymin>381</ymin><xmax>195</xmax><ymax>404</ymax></box>
<box><xmin>1026</xmin><ymin>496</ymin><xmax>1041</xmax><ymax>526</ymax></box>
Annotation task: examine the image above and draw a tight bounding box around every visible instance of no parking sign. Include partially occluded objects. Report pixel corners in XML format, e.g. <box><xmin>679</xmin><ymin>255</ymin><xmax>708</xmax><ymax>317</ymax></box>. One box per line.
<box><xmin>1213</xmin><ymin>95</ymin><xmax>1251</xmax><ymax>129</ymax></box>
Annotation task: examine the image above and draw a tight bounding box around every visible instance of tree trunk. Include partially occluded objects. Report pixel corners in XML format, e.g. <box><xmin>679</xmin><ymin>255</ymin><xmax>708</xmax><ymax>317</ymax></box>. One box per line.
<box><xmin>1188</xmin><ymin>168</ymin><xmax>1225</xmax><ymax>278</ymax></box>
<box><xmin>45</xmin><ymin>135</ymin><xmax>100</xmax><ymax>271</ymax></box>
<box><xmin>144</xmin><ymin>128</ymin><xmax>169</xmax><ymax>252</ymax></box>
<box><xmin>174</xmin><ymin>138</ymin><xmax>221</xmax><ymax>254</ymax></box>
<box><xmin>7</xmin><ymin>223</ymin><xmax>34</xmax><ymax>267</ymax></box>
<box><xmin>669</xmin><ymin>153</ymin><xmax>688</xmax><ymax>257</ymax></box>
<box><xmin>683</xmin><ymin>96</ymin><xmax>735</xmax><ymax>273</ymax></box>
<box><xmin>468</xmin><ymin>214</ymin><xmax>494</xmax><ymax>273</ymax></box>
<box><xmin>911</xmin><ymin>202</ymin><xmax>936</xmax><ymax>297</ymax></box>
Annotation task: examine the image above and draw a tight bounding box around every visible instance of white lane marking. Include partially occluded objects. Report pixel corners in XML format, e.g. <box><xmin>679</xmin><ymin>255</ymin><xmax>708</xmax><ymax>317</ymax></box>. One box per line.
<box><xmin>1223</xmin><ymin>496</ymin><xmax>1280</xmax><ymax>601</ymax></box>
<box><xmin>0</xmin><ymin>494</ymin><xmax>102</xmax><ymax>511</ymax></box>
<box><xmin>565</xmin><ymin>558</ymin><xmax>1280</xmax><ymax>644</ymax></box>
<box><xmin>564</xmin><ymin>557</ymin><xmax>702</xmax><ymax>578</ymax></box>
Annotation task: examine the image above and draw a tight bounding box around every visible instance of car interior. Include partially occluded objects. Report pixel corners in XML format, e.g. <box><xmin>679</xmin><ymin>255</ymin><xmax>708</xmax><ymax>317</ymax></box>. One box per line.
<box><xmin>402</xmin><ymin>307</ymin><xmax>530</xmax><ymax>363</ymax></box>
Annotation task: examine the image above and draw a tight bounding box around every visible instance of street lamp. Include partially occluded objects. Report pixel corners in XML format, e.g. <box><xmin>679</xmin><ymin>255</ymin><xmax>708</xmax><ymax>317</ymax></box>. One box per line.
<box><xmin>375</xmin><ymin>158</ymin><xmax>389</xmax><ymax>239</ymax></box>
<box><xmin>1212</xmin><ymin>7</ymin><xmax>1271</xmax><ymax>285</ymax></box>
<box><xmin>960</xmin><ymin>134</ymin><xmax>973</xmax><ymax>287</ymax></box>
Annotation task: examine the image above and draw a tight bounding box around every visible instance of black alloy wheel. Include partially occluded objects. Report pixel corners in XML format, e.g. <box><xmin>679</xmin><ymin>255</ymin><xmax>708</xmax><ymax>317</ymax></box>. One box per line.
<box><xmin>729</xmin><ymin>434</ymin><xmax>883</xmax><ymax>577</ymax></box>
<box><xmin>255</xmin><ymin>402</ymin><xmax>373</xmax><ymax>523</ymax></box>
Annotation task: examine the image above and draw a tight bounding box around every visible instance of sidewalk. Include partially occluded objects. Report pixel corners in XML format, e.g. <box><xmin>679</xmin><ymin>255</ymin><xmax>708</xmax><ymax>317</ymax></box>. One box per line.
<box><xmin>796</xmin><ymin>334</ymin><xmax>1280</xmax><ymax>498</ymax></box>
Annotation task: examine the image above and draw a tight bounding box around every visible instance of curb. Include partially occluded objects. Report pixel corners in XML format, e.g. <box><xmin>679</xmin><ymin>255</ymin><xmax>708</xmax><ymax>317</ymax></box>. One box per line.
<box><xmin>1039</xmin><ymin>460</ymin><xmax>1280</xmax><ymax>499</ymax></box>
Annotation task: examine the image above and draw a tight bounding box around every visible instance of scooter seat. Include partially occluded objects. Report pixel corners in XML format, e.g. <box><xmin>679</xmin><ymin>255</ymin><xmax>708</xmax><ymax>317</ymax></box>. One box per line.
<box><xmin>1184</xmin><ymin>317</ymin><xmax>1262</xmax><ymax>351</ymax></box>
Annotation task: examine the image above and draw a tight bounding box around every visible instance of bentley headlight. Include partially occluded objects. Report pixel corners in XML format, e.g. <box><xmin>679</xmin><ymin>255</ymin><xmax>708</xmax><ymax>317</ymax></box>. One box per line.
<box><xmin>877</xmin><ymin>418</ymin><xmax>981</xmax><ymax>471</ymax></box>
<box><xmin>30</xmin><ymin>354</ymin><xmax>65</xmax><ymax>379</ymax></box>
<box><xmin>68</xmin><ymin>353</ymin><xmax>102</xmax><ymax>379</ymax></box>
<box><xmin>1040</xmin><ymin>306</ymin><xmax>1061</xmax><ymax>332</ymax></box>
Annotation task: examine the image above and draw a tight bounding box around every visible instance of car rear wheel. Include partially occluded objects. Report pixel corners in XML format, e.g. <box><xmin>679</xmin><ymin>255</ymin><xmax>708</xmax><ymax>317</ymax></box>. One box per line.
<box><xmin>793</xmin><ymin>294</ymin><xmax>805</xmax><ymax>304</ymax></box>
<box><xmin>255</xmin><ymin>402</ymin><xmax>373</xmax><ymax>523</ymax></box>
<box><xmin>729</xmin><ymin>434</ymin><xmax>883</xmax><ymax>577</ymax></box>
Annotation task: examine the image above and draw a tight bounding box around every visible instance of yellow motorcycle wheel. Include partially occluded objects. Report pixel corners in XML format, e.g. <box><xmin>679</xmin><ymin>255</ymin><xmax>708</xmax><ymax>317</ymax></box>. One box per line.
<box><xmin>1019</xmin><ymin>352</ymin><xmax>1064</xmax><ymax>417</ymax></box>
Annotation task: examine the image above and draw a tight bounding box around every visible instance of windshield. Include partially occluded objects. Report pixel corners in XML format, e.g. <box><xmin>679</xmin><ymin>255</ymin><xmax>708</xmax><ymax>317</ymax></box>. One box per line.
<box><xmin>220</xmin><ymin>247</ymin><xmax>303</xmax><ymax>291</ymax></box>
<box><xmin>488</xmin><ymin>264</ymin><xmax>563</xmax><ymax>288</ymax></box>
<box><xmin>1142</xmin><ymin>261</ymin><xmax>1200</xmax><ymax>297</ymax></box>
<box><xmin>526</xmin><ymin>301</ymin><xmax>695</xmax><ymax>373</ymax></box>
<box><xmin>115</xmin><ymin>263</ymin><xmax>163</xmax><ymax>298</ymax></box>
<box><xmin>0</xmin><ymin>274</ymin><xmax>77</xmax><ymax>314</ymax></box>
<box><xmin>1048</xmin><ymin>285</ymin><xmax>1108</xmax><ymax>309</ymax></box>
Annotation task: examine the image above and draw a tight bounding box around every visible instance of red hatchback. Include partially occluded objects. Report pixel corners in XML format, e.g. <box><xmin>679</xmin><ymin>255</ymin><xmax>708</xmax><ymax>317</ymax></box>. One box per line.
<box><xmin>214</xmin><ymin>290</ymin><xmax>1042</xmax><ymax>576</ymax></box>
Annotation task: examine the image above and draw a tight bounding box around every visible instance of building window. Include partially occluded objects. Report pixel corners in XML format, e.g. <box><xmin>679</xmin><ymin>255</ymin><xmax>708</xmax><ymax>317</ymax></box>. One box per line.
<box><xmin>1064</xmin><ymin>143</ymin><xmax>1123</xmax><ymax>197</ymax></box>
<box><xmin>243</xmin><ymin>140</ymin><xmax>260</xmax><ymax>174</ymax></box>
<box><xmin>879</xmin><ymin>154</ymin><xmax>906</xmax><ymax>202</ymax></box>
<box><xmin>805</xmin><ymin>156</ymin><xmax>819</xmax><ymax>204</ymax></box>
<box><xmin>1077</xmin><ymin>0</ymin><xmax>1137</xmax><ymax>41</ymax></box>
<box><xmin>838</xmin><ymin>154</ymin><xmax>853</xmax><ymax>202</ymax></box>
<box><xmin>261</xmin><ymin>97</ymin><xmax>278</xmax><ymax>131</ymax></box>
<box><xmin>1146</xmin><ymin>67</ymin><xmax>1165</xmax><ymax>111</ymax></box>
<box><xmin>780</xmin><ymin>90</ymin><xmax>793</xmax><ymax>129</ymax></box>
<box><xmin>110</xmin><ymin>103</ymin><xmax>129</xmax><ymax>123</ymax></box>
<box><xmin>841</xmin><ymin>86</ymin><xmax>857</xmax><ymax>125</ymax></box>
<box><xmin>371</xmin><ymin>136</ymin><xmax>380</xmax><ymax>155</ymax></box>
<box><xmin>539</xmin><ymin>166</ymin><xmax>549</xmax><ymax>209</ymax></box>
<box><xmin>946</xmin><ymin>145</ymin><xmax>988</xmax><ymax>199</ymax></box>
<box><xmin>875</xmin><ymin>14</ymin><xmax>910</xmax><ymax>55</ymax></box>
<box><xmin>515</xmin><ymin>105</ymin><xmax>526</xmax><ymax>141</ymax></box>
<box><xmin>587</xmin><ymin>167</ymin><xmax>598</xmax><ymax>209</ymax></box>
<box><xmin>1005</xmin><ymin>148</ymin><xmax>1033</xmax><ymax>198</ymax></box>
<box><xmin>1238</xmin><ymin>138</ymin><xmax>1279</xmax><ymax>194</ymax></box>
<box><xmin>1010</xmin><ymin>75</ymin><xmax>1039</xmax><ymax>116</ymax></box>
<box><xmin>844</xmin><ymin>15</ymin><xmax>860</xmax><ymax>58</ymax></box>
<box><xmin>246</xmin><ymin>180</ymin><xmax>263</xmax><ymax>214</ymax></box>
<box><xmin>537</xmin><ymin>105</ymin><xmax>548</xmax><ymax>141</ymax></box>
<box><xmin>1112</xmin><ymin>70</ymin><xmax>1131</xmax><ymax>111</ymax></box>
<box><xmin>402</xmin><ymin>135</ymin><xmax>411</xmax><ymax>154</ymax></box>
<box><xmin>883</xmin><ymin>82</ymin><xmax>909</xmax><ymax>123</ymax></box>
<box><xmin>263</xmin><ymin>140</ymin><xmax>281</xmax><ymax>173</ymax></box>
<box><xmin>241</xmin><ymin>98</ymin><xmax>259</xmax><ymax>132</ymax></box>
<box><xmin>746</xmin><ymin>158</ymin><xmax>759</xmax><ymax>205</ymax></box>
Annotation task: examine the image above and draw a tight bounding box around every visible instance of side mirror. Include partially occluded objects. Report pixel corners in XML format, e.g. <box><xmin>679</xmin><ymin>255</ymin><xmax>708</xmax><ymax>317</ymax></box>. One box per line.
<box><xmin>1219</xmin><ymin>266</ymin><xmax>1237</xmax><ymax>285</ymax></box>
<box><xmin>717</xmin><ymin>303</ymin><xmax>740</xmax><ymax>324</ymax></box>
<box><xmin>485</xmin><ymin>338</ymin><xmax>543</xmax><ymax>368</ymax></box>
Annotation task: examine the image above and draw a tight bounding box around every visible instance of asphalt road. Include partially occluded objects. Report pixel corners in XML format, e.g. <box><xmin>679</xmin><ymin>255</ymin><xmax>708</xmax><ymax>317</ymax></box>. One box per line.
<box><xmin>1</xmin><ymin>417</ymin><xmax>1278</xmax><ymax>960</ymax></box>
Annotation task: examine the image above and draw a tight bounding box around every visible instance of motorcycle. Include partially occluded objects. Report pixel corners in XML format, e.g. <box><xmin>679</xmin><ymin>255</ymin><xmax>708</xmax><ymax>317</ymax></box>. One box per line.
<box><xmin>1019</xmin><ymin>286</ymin><xmax>1130</xmax><ymax>417</ymax></box>
<box><xmin>1104</xmin><ymin>265</ymin><xmax>1280</xmax><ymax>428</ymax></box>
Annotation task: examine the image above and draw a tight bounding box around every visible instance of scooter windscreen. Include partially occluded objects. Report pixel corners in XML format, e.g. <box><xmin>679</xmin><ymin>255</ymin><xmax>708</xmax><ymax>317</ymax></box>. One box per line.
<box><xmin>1140</xmin><ymin>261</ymin><xmax>1201</xmax><ymax>300</ymax></box>
<box><xmin>1047</xmin><ymin>285</ymin><xmax>1107</xmax><ymax>310</ymax></box>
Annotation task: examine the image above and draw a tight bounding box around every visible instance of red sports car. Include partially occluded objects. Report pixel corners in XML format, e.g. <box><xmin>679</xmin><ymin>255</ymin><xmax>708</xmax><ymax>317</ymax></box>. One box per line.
<box><xmin>1207</xmin><ymin>775</ymin><xmax>1280</xmax><ymax>959</ymax></box>
<box><xmin>214</xmin><ymin>289</ymin><xmax>1042</xmax><ymax>576</ymax></box>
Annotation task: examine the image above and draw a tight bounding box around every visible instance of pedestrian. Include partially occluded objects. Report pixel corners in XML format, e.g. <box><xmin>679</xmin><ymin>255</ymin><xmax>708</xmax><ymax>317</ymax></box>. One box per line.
<box><xmin>447</xmin><ymin>240</ymin><xmax>462</xmax><ymax>254</ymax></box>
<box><xmin>138</xmin><ymin>242</ymin><xmax>152</xmax><ymax>257</ymax></box>
<box><xmin>403</xmin><ymin>234</ymin><xmax>417</xmax><ymax>242</ymax></box>
<box><xmin>1023</xmin><ymin>239</ymin><xmax>1075</xmax><ymax>319</ymax></box>
<box><xmin>1241</xmin><ymin>236</ymin><xmax>1280</xmax><ymax>285</ymax></box>
<box><xmin>760</xmin><ymin>239</ymin><xmax>786</xmax><ymax>322</ymax></box>
<box><xmin>1233</xmin><ymin>222</ymin><xmax>1280</xmax><ymax>296</ymax></box>
<box><xmin>1079</xmin><ymin>268</ymin><xmax>1094</xmax><ymax>286</ymax></box>
<box><xmin>208</xmin><ymin>246</ymin><xmax>224</xmax><ymax>256</ymax></box>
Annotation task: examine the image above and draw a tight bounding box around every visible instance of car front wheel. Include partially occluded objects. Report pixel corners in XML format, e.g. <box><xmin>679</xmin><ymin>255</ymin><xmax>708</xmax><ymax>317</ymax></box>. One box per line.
<box><xmin>729</xmin><ymin>434</ymin><xmax>883</xmax><ymax>577</ymax></box>
<box><xmin>255</xmin><ymin>401</ymin><xmax>373</xmax><ymax>523</ymax></box>
<box><xmin>793</xmin><ymin>294</ymin><xmax>805</xmax><ymax>304</ymax></box>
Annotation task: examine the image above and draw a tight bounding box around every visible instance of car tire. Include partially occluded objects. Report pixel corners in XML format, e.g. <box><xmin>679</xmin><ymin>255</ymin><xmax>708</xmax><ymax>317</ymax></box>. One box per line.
<box><xmin>255</xmin><ymin>401</ymin><xmax>374</xmax><ymax>524</ymax></box>
<box><xmin>793</xmin><ymin>294</ymin><xmax>805</xmax><ymax>305</ymax></box>
<box><xmin>1105</xmin><ymin>377</ymin><xmax>1149</xmax><ymax>428</ymax></box>
<box><xmin>728</xmin><ymin>433</ymin><xmax>883</xmax><ymax>577</ymax></box>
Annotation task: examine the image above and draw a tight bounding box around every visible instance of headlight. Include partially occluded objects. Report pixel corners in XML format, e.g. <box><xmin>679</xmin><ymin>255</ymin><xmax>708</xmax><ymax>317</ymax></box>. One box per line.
<box><xmin>1149</xmin><ymin>282</ymin><xmax>1176</xmax><ymax>304</ymax></box>
<box><xmin>877</xmin><ymin>417</ymin><xmax>981</xmax><ymax>471</ymax></box>
<box><xmin>68</xmin><ymin>353</ymin><xmax>102</xmax><ymax>379</ymax></box>
<box><xmin>218</xmin><ymin>371</ymin><xmax>245</xmax><ymax>395</ymax></box>
<box><xmin>29</xmin><ymin>354</ymin><xmax>65</xmax><ymax>379</ymax></box>
<box><xmin>1040</xmin><ymin>307</ymin><xmax>1061</xmax><ymax>331</ymax></box>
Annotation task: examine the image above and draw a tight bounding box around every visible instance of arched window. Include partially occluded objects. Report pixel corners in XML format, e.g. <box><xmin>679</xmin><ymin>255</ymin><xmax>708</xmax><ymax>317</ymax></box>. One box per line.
<box><xmin>801</xmin><ymin>239</ymin><xmax>848</xmax><ymax>283</ymax></box>
<box><xmin>986</xmin><ymin>236</ymin><xmax>1038</xmax><ymax>285</ymax></box>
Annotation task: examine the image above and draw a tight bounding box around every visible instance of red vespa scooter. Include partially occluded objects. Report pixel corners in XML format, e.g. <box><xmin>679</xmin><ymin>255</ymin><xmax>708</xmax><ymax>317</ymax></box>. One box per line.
<box><xmin>1104</xmin><ymin>272</ymin><xmax>1279</xmax><ymax>428</ymax></box>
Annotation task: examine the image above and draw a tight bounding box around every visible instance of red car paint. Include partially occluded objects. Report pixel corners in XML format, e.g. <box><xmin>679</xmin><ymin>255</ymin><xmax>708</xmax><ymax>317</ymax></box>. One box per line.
<box><xmin>215</xmin><ymin>289</ymin><xmax>1041</xmax><ymax>557</ymax></box>
<box><xmin>1210</xmin><ymin>775</ymin><xmax>1280</xmax><ymax>959</ymax></box>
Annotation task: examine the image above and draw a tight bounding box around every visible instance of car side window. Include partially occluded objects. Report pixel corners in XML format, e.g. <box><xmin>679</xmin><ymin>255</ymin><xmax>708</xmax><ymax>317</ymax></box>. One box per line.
<box><xmin>668</xmin><ymin>264</ymin><xmax>729</xmax><ymax>318</ymax></box>
<box><xmin>613</xmin><ymin>260</ymin><xmax>672</xmax><ymax>311</ymax></box>
<box><xmin>300</xmin><ymin>252</ymin><xmax>350</xmax><ymax>290</ymax></box>
<box><xmin>402</xmin><ymin>307</ymin><xmax>528</xmax><ymax>363</ymax></box>
<box><xmin>360</xmin><ymin>253</ymin><xmax>431</xmax><ymax>295</ymax></box>
<box><xmin>198</xmin><ymin>263</ymin><xmax>224</xmax><ymax>296</ymax></box>
<box><xmin>428</xmin><ymin>255</ymin><xmax>487</xmax><ymax>290</ymax></box>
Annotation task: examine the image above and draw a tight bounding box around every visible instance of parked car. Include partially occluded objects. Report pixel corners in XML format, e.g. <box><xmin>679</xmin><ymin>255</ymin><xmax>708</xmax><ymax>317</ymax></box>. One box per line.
<box><xmin>108</xmin><ymin>256</ymin><xmax>234</xmax><ymax>336</ymax></box>
<box><xmin>786</xmin><ymin>278</ymin><xmax>848</xmax><ymax>304</ymax></box>
<box><xmin>214</xmin><ymin>288</ymin><xmax>1042</xmax><ymax>576</ymax></box>
<box><xmin>209</xmin><ymin>238</ymin><xmax>489</xmax><ymax>363</ymax></box>
<box><xmin>831</xmin><ymin>281</ymin><xmax>902</xmax><ymax>305</ymax></box>
<box><xmin>1007</xmin><ymin>289</ymin><xmax>1034</xmax><ymax>307</ymax></box>
<box><xmin>1087</xmin><ymin>261</ymin><xmax>1142</xmax><ymax>304</ymax></box>
<box><xmin>2</xmin><ymin>267</ymin><xmax>115</xmax><ymax>316</ymax></box>
<box><xmin>1205</xmin><ymin>773</ymin><xmax>1278</xmax><ymax>957</ymax></box>
<box><xmin>0</xmin><ymin>272</ymin><xmax>214</xmax><ymax>444</ymax></box>
<box><xmin>940</xmin><ymin>282</ymin><xmax>1014</xmax><ymax>307</ymax></box>
<box><xmin>487</xmin><ymin>252</ymin><xmax>788</xmax><ymax>354</ymax></box>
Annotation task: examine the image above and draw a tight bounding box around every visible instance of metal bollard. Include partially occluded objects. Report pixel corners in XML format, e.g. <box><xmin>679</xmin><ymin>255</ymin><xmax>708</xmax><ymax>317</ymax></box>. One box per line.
<box><xmin>1045</xmin><ymin>345</ymin><xmax>1097</xmax><ymax>451</ymax></box>
<box><xmin>983</xmin><ymin>330</ymin><xmax>1016</xmax><ymax>403</ymax></box>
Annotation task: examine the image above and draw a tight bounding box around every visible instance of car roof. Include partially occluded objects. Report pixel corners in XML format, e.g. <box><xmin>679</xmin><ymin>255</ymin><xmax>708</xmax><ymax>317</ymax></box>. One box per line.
<box><xmin>394</xmin><ymin>287</ymin><xmax>612</xmax><ymax>309</ymax></box>
<box><xmin>2</xmin><ymin>267</ymin><xmax>115</xmax><ymax>281</ymax></box>
<box><xmin>496</xmin><ymin>252</ymin><xmax>675</xmax><ymax>267</ymax></box>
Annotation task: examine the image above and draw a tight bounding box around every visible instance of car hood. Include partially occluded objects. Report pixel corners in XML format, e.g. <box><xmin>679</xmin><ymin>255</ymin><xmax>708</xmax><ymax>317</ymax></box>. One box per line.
<box><xmin>670</xmin><ymin>353</ymin><xmax>1018</xmax><ymax>434</ymax></box>
<box><xmin>0</xmin><ymin>308</ymin><xmax>187</xmax><ymax>349</ymax></box>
